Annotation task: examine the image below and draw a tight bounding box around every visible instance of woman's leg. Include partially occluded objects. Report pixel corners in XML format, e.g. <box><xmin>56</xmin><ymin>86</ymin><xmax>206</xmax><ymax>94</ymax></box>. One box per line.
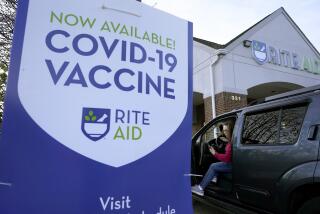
<box><xmin>200</xmin><ymin>162</ymin><xmax>231</xmax><ymax>189</ymax></box>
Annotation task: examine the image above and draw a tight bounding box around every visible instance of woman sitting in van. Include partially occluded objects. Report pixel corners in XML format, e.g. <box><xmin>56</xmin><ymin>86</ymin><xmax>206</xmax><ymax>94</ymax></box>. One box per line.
<box><xmin>191</xmin><ymin>124</ymin><xmax>233</xmax><ymax>196</ymax></box>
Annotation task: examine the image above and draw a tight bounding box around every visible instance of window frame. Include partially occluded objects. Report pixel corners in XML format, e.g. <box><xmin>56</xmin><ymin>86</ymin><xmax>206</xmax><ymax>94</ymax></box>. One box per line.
<box><xmin>194</xmin><ymin>115</ymin><xmax>237</xmax><ymax>145</ymax></box>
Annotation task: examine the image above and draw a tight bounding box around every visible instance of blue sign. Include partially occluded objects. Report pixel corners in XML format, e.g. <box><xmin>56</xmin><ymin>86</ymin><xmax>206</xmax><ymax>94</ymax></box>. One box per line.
<box><xmin>0</xmin><ymin>0</ymin><xmax>193</xmax><ymax>213</ymax></box>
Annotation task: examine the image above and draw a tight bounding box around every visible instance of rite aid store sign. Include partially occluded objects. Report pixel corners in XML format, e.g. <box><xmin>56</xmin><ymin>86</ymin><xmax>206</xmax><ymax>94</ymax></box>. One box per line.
<box><xmin>252</xmin><ymin>40</ymin><xmax>320</xmax><ymax>75</ymax></box>
<box><xmin>0</xmin><ymin>0</ymin><xmax>193</xmax><ymax>213</ymax></box>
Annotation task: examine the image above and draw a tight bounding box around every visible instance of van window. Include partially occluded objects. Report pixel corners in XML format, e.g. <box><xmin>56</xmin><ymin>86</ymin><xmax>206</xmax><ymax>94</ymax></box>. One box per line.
<box><xmin>196</xmin><ymin>118</ymin><xmax>235</xmax><ymax>145</ymax></box>
<box><xmin>242</xmin><ymin>105</ymin><xmax>307</xmax><ymax>145</ymax></box>
<box><xmin>242</xmin><ymin>109</ymin><xmax>279</xmax><ymax>145</ymax></box>
<box><xmin>279</xmin><ymin>106</ymin><xmax>307</xmax><ymax>144</ymax></box>
<box><xmin>203</xmin><ymin>126</ymin><xmax>217</xmax><ymax>143</ymax></box>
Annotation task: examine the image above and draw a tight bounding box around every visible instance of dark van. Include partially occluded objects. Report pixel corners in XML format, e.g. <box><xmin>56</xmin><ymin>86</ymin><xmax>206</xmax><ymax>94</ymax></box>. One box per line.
<box><xmin>191</xmin><ymin>85</ymin><xmax>320</xmax><ymax>214</ymax></box>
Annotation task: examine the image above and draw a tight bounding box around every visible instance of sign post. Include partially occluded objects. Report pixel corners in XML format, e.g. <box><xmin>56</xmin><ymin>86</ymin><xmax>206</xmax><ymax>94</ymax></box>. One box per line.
<box><xmin>0</xmin><ymin>0</ymin><xmax>193</xmax><ymax>213</ymax></box>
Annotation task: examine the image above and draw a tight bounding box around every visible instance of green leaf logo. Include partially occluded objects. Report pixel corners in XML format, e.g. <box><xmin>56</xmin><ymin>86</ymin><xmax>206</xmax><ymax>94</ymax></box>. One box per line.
<box><xmin>85</xmin><ymin>110</ymin><xmax>97</xmax><ymax>122</ymax></box>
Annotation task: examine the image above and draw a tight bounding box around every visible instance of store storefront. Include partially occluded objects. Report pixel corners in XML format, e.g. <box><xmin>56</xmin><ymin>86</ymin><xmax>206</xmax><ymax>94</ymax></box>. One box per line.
<box><xmin>193</xmin><ymin>7</ymin><xmax>320</xmax><ymax>133</ymax></box>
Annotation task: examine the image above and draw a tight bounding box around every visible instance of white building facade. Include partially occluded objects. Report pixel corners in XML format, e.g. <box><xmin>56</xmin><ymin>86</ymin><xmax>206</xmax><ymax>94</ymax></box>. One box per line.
<box><xmin>193</xmin><ymin>7</ymin><xmax>320</xmax><ymax>133</ymax></box>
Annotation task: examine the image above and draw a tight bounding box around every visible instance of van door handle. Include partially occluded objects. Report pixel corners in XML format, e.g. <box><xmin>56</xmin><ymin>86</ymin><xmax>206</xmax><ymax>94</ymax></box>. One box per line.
<box><xmin>308</xmin><ymin>125</ymin><xmax>318</xmax><ymax>140</ymax></box>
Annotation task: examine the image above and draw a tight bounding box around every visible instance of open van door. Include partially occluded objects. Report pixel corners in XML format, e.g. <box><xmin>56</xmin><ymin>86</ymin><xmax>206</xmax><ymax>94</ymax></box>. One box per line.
<box><xmin>191</xmin><ymin>114</ymin><xmax>237</xmax><ymax>193</ymax></box>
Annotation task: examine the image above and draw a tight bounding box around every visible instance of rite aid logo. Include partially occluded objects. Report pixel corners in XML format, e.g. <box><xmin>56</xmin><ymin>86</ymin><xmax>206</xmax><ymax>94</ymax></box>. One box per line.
<box><xmin>250</xmin><ymin>39</ymin><xmax>320</xmax><ymax>75</ymax></box>
<box><xmin>252</xmin><ymin>40</ymin><xmax>268</xmax><ymax>64</ymax></box>
<box><xmin>81</xmin><ymin>108</ymin><xmax>111</xmax><ymax>141</ymax></box>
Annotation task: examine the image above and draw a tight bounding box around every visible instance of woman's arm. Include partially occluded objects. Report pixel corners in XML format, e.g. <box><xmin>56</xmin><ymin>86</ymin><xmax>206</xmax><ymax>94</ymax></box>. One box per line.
<box><xmin>214</xmin><ymin>143</ymin><xmax>232</xmax><ymax>162</ymax></box>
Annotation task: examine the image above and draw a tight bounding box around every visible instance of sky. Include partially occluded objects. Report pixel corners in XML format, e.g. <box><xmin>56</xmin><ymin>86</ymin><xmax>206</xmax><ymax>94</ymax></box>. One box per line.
<box><xmin>142</xmin><ymin>0</ymin><xmax>320</xmax><ymax>51</ymax></box>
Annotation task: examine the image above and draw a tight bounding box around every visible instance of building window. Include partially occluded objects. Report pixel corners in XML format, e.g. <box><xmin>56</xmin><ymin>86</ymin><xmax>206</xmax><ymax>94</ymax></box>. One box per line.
<box><xmin>242</xmin><ymin>105</ymin><xmax>307</xmax><ymax>145</ymax></box>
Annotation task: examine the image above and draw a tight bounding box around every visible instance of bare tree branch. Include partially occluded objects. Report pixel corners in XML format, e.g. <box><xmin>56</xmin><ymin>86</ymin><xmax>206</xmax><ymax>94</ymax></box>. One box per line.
<box><xmin>0</xmin><ymin>0</ymin><xmax>17</xmax><ymax>122</ymax></box>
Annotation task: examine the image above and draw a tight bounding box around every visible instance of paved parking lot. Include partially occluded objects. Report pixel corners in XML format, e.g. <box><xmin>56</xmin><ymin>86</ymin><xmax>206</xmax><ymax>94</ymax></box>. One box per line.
<box><xmin>193</xmin><ymin>200</ymin><xmax>230</xmax><ymax>214</ymax></box>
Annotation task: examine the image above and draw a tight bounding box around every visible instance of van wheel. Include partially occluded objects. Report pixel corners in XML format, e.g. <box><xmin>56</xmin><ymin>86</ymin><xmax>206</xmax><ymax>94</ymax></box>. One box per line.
<box><xmin>297</xmin><ymin>197</ymin><xmax>320</xmax><ymax>214</ymax></box>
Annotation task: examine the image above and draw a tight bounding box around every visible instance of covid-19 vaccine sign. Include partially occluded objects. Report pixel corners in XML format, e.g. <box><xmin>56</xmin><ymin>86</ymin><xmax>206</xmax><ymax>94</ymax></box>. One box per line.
<box><xmin>0</xmin><ymin>0</ymin><xmax>193</xmax><ymax>213</ymax></box>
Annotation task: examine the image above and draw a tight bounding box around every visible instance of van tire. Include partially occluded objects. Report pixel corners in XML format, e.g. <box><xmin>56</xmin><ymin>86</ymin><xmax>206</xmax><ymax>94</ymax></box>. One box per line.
<box><xmin>297</xmin><ymin>197</ymin><xmax>320</xmax><ymax>214</ymax></box>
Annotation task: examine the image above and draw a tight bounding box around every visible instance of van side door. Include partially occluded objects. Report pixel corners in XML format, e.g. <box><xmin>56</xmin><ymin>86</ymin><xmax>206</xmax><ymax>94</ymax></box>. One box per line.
<box><xmin>232</xmin><ymin>98</ymin><xmax>319</xmax><ymax>212</ymax></box>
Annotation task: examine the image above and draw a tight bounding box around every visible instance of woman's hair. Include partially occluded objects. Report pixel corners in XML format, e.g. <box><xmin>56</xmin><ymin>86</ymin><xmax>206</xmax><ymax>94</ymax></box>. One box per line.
<box><xmin>224</xmin><ymin>120</ymin><xmax>235</xmax><ymax>132</ymax></box>
<box><xmin>223</xmin><ymin>121</ymin><xmax>235</xmax><ymax>141</ymax></box>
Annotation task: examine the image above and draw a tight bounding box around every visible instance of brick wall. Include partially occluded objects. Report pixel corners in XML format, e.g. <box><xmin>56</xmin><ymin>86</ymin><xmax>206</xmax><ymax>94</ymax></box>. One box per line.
<box><xmin>204</xmin><ymin>97</ymin><xmax>213</xmax><ymax>124</ymax></box>
<box><xmin>215</xmin><ymin>92</ymin><xmax>247</xmax><ymax>116</ymax></box>
<box><xmin>193</xmin><ymin>92</ymin><xmax>247</xmax><ymax>134</ymax></box>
